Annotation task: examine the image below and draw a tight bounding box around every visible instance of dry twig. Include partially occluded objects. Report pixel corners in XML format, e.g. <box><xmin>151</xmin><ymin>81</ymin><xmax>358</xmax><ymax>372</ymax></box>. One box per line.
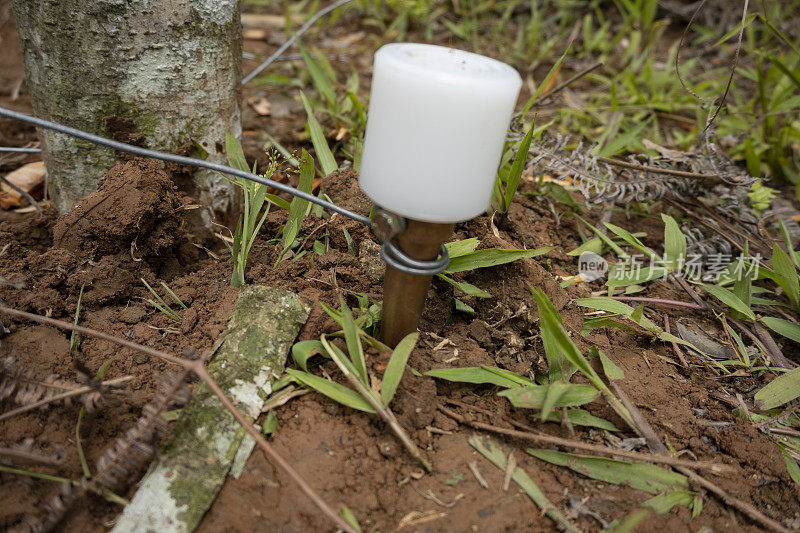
<box><xmin>0</xmin><ymin>305</ymin><xmax>357</xmax><ymax>533</ymax></box>
<box><xmin>437</xmin><ymin>405</ymin><xmax>732</xmax><ymax>474</ymax></box>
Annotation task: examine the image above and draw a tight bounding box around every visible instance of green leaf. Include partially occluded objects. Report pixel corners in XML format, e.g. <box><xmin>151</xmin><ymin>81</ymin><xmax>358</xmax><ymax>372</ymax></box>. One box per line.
<box><xmin>280</xmin><ymin>150</ymin><xmax>315</xmax><ymax>261</ymax></box>
<box><xmin>539</xmin><ymin>182</ymin><xmax>583</xmax><ymax>210</ymax></box>
<box><xmin>761</xmin><ymin>316</ymin><xmax>800</xmax><ymax>344</ymax></box>
<box><xmin>286</xmin><ymin>369</ymin><xmax>376</xmax><ymax>413</ymax></box>
<box><xmin>445</xmin><ymin>247</ymin><xmax>553</xmax><ymax>274</ymax></box>
<box><xmin>567</xmin><ymin>237</ymin><xmax>604</xmax><ymax>256</ymax></box>
<box><xmin>532</xmin><ymin>289</ymin><xmax>594</xmax><ymax>383</ymax></box>
<box><xmin>598</xmin><ymin>120</ymin><xmax>650</xmax><ymax>158</ymax></box>
<box><xmin>581</xmin><ymin>316</ymin><xmax>635</xmax><ymax>336</ymax></box>
<box><xmin>300</xmin><ymin>91</ymin><xmax>337</xmax><ymax>176</ymax></box>
<box><xmin>598</xmin><ymin>349</ymin><xmax>625</xmax><ymax>380</ymax></box>
<box><xmin>339</xmin><ymin>296</ymin><xmax>367</xmax><ymax>383</ymax></box>
<box><xmin>642</xmin><ymin>491</ymin><xmax>696</xmax><ymax>514</ymax></box>
<box><xmin>520</xmin><ymin>48</ymin><xmax>569</xmax><ymax>118</ymax></box>
<box><xmin>482</xmin><ymin>366</ymin><xmax>535</xmax><ymax>386</ymax></box>
<box><xmin>426</xmin><ymin>367</ymin><xmax>522</xmax><ymax>388</ymax></box>
<box><xmin>577</xmin><ymin>298</ymin><xmax>655</xmax><ymax>331</ymax></box>
<box><xmin>381</xmin><ymin>332</ymin><xmax>418</xmax><ymax>406</ymax></box>
<box><xmin>778</xmin><ymin>220</ymin><xmax>800</xmax><ymax>266</ymax></box>
<box><xmin>609</xmin><ymin>508</ymin><xmax>651</xmax><ymax>533</ymax></box>
<box><xmin>291</xmin><ymin>340</ymin><xmax>327</xmax><ymax>372</ymax></box>
<box><xmin>779</xmin><ymin>445</ymin><xmax>800</xmax><ymax>487</ymax></box>
<box><xmin>661</xmin><ymin>214</ymin><xmax>686</xmax><ymax>273</ymax></box>
<box><xmin>340</xmin><ymin>505</ymin><xmax>363</xmax><ymax>533</ymax></box>
<box><xmin>528</xmin><ymin>449</ymin><xmax>689</xmax><ymax>494</ymax></box>
<box><xmin>502</xmin><ymin>124</ymin><xmax>534</xmax><ymax>212</ymax></box>
<box><xmin>499</xmin><ymin>383</ymin><xmax>600</xmax><ymax>409</ymax></box>
<box><xmin>437</xmin><ymin>274</ymin><xmax>491</xmax><ymax>298</ymax></box>
<box><xmin>606</xmin><ymin>265</ymin><xmax>667</xmax><ymax>287</ymax></box>
<box><xmin>262</xmin><ymin>411</ymin><xmax>278</xmax><ymax>435</ymax></box>
<box><xmin>444</xmin><ymin>238</ymin><xmax>480</xmax><ymax>258</ymax></box>
<box><xmin>539</xmin><ymin>381</ymin><xmax>570</xmax><ymax>421</ymax></box>
<box><xmin>470</xmin><ymin>437</ymin><xmax>579</xmax><ymax>533</ymax></box>
<box><xmin>731</xmin><ymin>247</ymin><xmax>752</xmax><ymax>320</ymax></box>
<box><xmin>540</xmin><ymin>408</ymin><xmax>619</xmax><ymax>431</ymax></box>
<box><xmin>702</xmin><ymin>284</ymin><xmax>756</xmax><ymax>321</ymax></box>
<box><xmin>454</xmin><ymin>298</ymin><xmax>476</xmax><ymax>315</ymax></box>
<box><xmin>574</xmin><ymin>214</ymin><xmax>626</xmax><ymax>257</ymax></box>
<box><xmin>771</xmin><ymin>243</ymin><xmax>800</xmax><ymax>308</ymax></box>
<box><xmin>299</xmin><ymin>41</ymin><xmax>337</xmax><ymax>109</ymax></box>
<box><xmin>754</xmin><ymin>366</ymin><xmax>800</xmax><ymax>409</ymax></box>
<box><xmin>225</xmin><ymin>132</ymin><xmax>249</xmax><ymax>172</ymax></box>
<box><xmin>603</xmin><ymin>222</ymin><xmax>659</xmax><ymax>261</ymax></box>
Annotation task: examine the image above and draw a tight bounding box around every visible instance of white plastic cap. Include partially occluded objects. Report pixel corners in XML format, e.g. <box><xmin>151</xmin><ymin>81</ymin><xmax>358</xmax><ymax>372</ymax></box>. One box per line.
<box><xmin>359</xmin><ymin>43</ymin><xmax>522</xmax><ymax>223</ymax></box>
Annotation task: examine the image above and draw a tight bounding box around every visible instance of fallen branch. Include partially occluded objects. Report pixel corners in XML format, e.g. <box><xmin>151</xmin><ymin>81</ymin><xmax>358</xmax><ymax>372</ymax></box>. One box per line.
<box><xmin>0</xmin><ymin>444</ymin><xmax>62</xmax><ymax>467</ymax></box>
<box><xmin>663</xmin><ymin>315</ymin><xmax>689</xmax><ymax>368</ymax></box>
<box><xmin>437</xmin><ymin>405</ymin><xmax>732</xmax><ymax>474</ymax></box>
<box><xmin>0</xmin><ymin>305</ymin><xmax>357</xmax><ymax>533</ymax></box>
<box><xmin>596</xmin><ymin>295</ymin><xmax>705</xmax><ymax>310</ymax></box>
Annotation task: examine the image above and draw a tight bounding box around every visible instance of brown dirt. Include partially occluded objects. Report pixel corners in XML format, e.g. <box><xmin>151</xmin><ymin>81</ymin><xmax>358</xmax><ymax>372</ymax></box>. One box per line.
<box><xmin>2</xmin><ymin>3</ymin><xmax>800</xmax><ymax>533</ymax></box>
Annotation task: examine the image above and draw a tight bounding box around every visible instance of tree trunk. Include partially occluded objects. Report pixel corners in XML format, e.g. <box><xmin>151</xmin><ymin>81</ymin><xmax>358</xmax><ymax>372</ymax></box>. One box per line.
<box><xmin>11</xmin><ymin>0</ymin><xmax>242</xmax><ymax>218</ymax></box>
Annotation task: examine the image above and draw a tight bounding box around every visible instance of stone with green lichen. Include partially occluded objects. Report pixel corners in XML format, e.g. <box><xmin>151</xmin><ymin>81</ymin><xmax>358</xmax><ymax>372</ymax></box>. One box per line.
<box><xmin>112</xmin><ymin>286</ymin><xmax>310</xmax><ymax>533</ymax></box>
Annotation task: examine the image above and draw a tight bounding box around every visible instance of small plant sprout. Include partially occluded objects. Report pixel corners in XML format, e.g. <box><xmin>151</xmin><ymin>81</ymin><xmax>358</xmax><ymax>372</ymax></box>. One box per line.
<box><xmin>222</xmin><ymin>133</ymin><xmax>287</xmax><ymax>287</ymax></box>
<box><xmin>358</xmin><ymin>43</ymin><xmax>522</xmax><ymax>346</ymax></box>
<box><xmin>277</xmin><ymin>150</ymin><xmax>315</xmax><ymax>264</ymax></box>
<box><xmin>287</xmin><ymin>297</ymin><xmax>429</xmax><ymax>470</ymax></box>
<box><xmin>141</xmin><ymin>279</ymin><xmax>187</xmax><ymax>323</ymax></box>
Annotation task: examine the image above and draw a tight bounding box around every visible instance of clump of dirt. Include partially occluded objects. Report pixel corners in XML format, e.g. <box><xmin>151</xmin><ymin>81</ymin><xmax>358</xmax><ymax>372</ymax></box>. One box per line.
<box><xmin>53</xmin><ymin>159</ymin><xmax>185</xmax><ymax>259</ymax></box>
<box><xmin>320</xmin><ymin>168</ymin><xmax>372</xmax><ymax>215</ymax></box>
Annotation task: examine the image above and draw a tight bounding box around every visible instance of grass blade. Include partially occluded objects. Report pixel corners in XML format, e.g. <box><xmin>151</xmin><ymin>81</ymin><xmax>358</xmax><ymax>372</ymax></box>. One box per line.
<box><xmin>501</xmin><ymin>123</ymin><xmax>534</xmax><ymax>212</ymax></box>
<box><xmin>470</xmin><ymin>436</ymin><xmax>579</xmax><ymax>533</ymax></box>
<box><xmin>437</xmin><ymin>274</ymin><xmax>491</xmax><ymax>298</ymax></box>
<box><xmin>225</xmin><ymin>132</ymin><xmax>249</xmax><ymax>172</ymax></box>
<box><xmin>761</xmin><ymin>316</ymin><xmax>800</xmax><ymax>344</ymax></box>
<box><xmin>300</xmin><ymin>91</ymin><xmax>337</xmax><ymax>176</ymax></box>
<box><xmin>661</xmin><ymin>214</ymin><xmax>686</xmax><ymax>273</ymax></box>
<box><xmin>426</xmin><ymin>367</ymin><xmax>523</xmax><ymax>388</ymax></box>
<box><xmin>754</xmin><ymin>366</ymin><xmax>800</xmax><ymax>410</ymax></box>
<box><xmin>339</xmin><ymin>296</ymin><xmax>367</xmax><ymax>383</ymax></box>
<box><xmin>445</xmin><ymin>247</ymin><xmax>553</xmax><ymax>274</ymax></box>
<box><xmin>286</xmin><ymin>369</ymin><xmax>376</xmax><ymax>413</ymax></box>
<box><xmin>291</xmin><ymin>340</ymin><xmax>327</xmax><ymax>372</ymax></box>
<box><xmin>499</xmin><ymin>383</ymin><xmax>600</xmax><ymax>409</ymax></box>
<box><xmin>380</xmin><ymin>332</ymin><xmax>418</xmax><ymax>405</ymax></box>
<box><xmin>528</xmin><ymin>449</ymin><xmax>689</xmax><ymax>494</ymax></box>
<box><xmin>702</xmin><ymin>284</ymin><xmax>756</xmax><ymax>321</ymax></box>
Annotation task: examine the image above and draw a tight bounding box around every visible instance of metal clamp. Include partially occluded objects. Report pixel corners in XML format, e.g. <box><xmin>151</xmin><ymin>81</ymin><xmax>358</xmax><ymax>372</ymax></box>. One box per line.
<box><xmin>371</xmin><ymin>207</ymin><xmax>450</xmax><ymax>276</ymax></box>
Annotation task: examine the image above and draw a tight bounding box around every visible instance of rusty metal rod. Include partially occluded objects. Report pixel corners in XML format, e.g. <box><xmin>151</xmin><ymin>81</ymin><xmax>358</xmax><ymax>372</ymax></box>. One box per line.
<box><xmin>381</xmin><ymin>220</ymin><xmax>454</xmax><ymax>347</ymax></box>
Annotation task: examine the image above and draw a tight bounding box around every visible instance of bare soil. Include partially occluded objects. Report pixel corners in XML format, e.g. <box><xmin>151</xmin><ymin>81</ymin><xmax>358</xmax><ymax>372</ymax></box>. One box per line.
<box><xmin>2</xmin><ymin>3</ymin><xmax>800</xmax><ymax>533</ymax></box>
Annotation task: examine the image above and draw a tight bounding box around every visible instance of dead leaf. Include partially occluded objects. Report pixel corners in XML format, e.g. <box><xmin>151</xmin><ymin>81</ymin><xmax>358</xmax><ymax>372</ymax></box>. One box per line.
<box><xmin>0</xmin><ymin>161</ymin><xmax>45</xmax><ymax>209</ymax></box>
<box><xmin>248</xmin><ymin>97</ymin><xmax>271</xmax><ymax>116</ymax></box>
<box><xmin>241</xmin><ymin>13</ymin><xmax>291</xmax><ymax>28</ymax></box>
<box><xmin>242</xmin><ymin>28</ymin><xmax>268</xmax><ymax>40</ymax></box>
<box><xmin>642</xmin><ymin>139</ymin><xmax>689</xmax><ymax>162</ymax></box>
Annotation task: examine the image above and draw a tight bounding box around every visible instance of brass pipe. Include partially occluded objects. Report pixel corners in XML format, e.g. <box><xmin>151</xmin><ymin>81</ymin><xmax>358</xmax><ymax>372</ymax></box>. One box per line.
<box><xmin>381</xmin><ymin>220</ymin><xmax>454</xmax><ymax>347</ymax></box>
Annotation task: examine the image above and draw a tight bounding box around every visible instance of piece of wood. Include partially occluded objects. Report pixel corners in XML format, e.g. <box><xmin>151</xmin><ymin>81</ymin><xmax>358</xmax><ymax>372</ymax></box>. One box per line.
<box><xmin>112</xmin><ymin>286</ymin><xmax>310</xmax><ymax>533</ymax></box>
<box><xmin>0</xmin><ymin>161</ymin><xmax>45</xmax><ymax>209</ymax></box>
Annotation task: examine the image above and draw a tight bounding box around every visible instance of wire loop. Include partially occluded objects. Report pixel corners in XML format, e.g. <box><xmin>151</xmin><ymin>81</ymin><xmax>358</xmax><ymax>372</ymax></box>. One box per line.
<box><xmin>380</xmin><ymin>240</ymin><xmax>449</xmax><ymax>276</ymax></box>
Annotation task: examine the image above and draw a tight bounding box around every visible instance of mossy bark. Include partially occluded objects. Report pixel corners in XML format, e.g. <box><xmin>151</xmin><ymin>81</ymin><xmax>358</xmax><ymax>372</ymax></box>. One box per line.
<box><xmin>112</xmin><ymin>286</ymin><xmax>310</xmax><ymax>533</ymax></box>
<box><xmin>11</xmin><ymin>0</ymin><xmax>242</xmax><ymax>216</ymax></box>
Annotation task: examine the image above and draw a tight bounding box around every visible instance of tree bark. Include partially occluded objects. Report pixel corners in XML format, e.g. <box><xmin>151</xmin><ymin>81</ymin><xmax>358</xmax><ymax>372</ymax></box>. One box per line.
<box><xmin>11</xmin><ymin>0</ymin><xmax>242</xmax><ymax>218</ymax></box>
